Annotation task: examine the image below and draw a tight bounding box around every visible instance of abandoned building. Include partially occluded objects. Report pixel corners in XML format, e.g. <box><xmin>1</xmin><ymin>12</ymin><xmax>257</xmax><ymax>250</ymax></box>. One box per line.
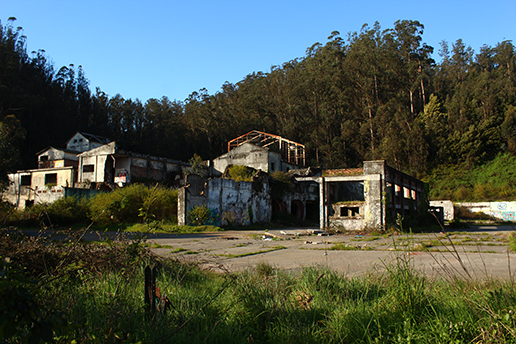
<box><xmin>3</xmin><ymin>134</ymin><xmax>189</xmax><ymax>209</ymax></box>
<box><xmin>296</xmin><ymin>160</ymin><xmax>427</xmax><ymax>230</ymax></box>
<box><xmin>179</xmin><ymin>156</ymin><xmax>427</xmax><ymax>231</ymax></box>
<box><xmin>210</xmin><ymin>130</ymin><xmax>306</xmax><ymax>175</ymax></box>
<box><xmin>76</xmin><ymin>141</ymin><xmax>188</xmax><ymax>188</ymax></box>
<box><xmin>5</xmin><ymin>129</ymin><xmax>427</xmax><ymax>231</ymax></box>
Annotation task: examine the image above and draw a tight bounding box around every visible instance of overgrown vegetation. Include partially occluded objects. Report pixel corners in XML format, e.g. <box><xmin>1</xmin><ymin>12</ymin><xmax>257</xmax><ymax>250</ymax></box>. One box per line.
<box><xmin>226</xmin><ymin>165</ymin><xmax>255</xmax><ymax>182</ymax></box>
<box><xmin>3</xmin><ymin>17</ymin><xmax>516</xmax><ymax>183</ymax></box>
<box><xmin>3</xmin><ymin>229</ymin><xmax>516</xmax><ymax>343</ymax></box>
<box><xmin>1</xmin><ymin>184</ymin><xmax>179</xmax><ymax>229</ymax></box>
<box><xmin>425</xmin><ymin>152</ymin><xmax>516</xmax><ymax>201</ymax></box>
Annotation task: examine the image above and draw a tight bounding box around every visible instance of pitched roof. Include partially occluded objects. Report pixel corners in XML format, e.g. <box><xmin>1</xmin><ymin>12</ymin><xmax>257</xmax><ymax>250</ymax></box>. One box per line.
<box><xmin>65</xmin><ymin>132</ymin><xmax>111</xmax><ymax>146</ymax></box>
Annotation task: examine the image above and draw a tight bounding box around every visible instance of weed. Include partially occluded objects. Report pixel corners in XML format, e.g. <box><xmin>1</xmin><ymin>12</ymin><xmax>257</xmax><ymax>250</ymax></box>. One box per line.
<box><xmin>509</xmin><ymin>233</ymin><xmax>516</xmax><ymax>253</ymax></box>
<box><xmin>219</xmin><ymin>246</ymin><xmax>286</xmax><ymax>258</ymax></box>
<box><xmin>328</xmin><ymin>242</ymin><xmax>356</xmax><ymax>250</ymax></box>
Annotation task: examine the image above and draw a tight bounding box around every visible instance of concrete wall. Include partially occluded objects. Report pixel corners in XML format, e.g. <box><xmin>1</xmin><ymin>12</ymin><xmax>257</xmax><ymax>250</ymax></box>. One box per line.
<box><xmin>213</xmin><ymin>143</ymin><xmax>272</xmax><ymax>175</ymax></box>
<box><xmin>4</xmin><ymin>167</ymin><xmax>75</xmax><ymax>208</ymax></box>
<box><xmin>66</xmin><ymin>133</ymin><xmax>106</xmax><ymax>152</ymax></box>
<box><xmin>178</xmin><ymin>175</ymin><xmax>271</xmax><ymax>226</ymax></box>
<box><xmin>212</xmin><ymin>142</ymin><xmax>299</xmax><ymax>175</ymax></box>
<box><xmin>296</xmin><ymin>160</ymin><xmax>425</xmax><ymax>231</ymax></box>
<box><xmin>277</xmin><ymin>181</ymin><xmax>319</xmax><ymax>221</ymax></box>
<box><xmin>456</xmin><ymin>201</ymin><xmax>516</xmax><ymax>221</ymax></box>
<box><xmin>38</xmin><ymin>147</ymin><xmax>78</xmax><ymax>162</ymax></box>
<box><xmin>77</xmin><ymin>142</ymin><xmax>186</xmax><ymax>186</ymax></box>
<box><xmin>429</xmin><ymin>200</ymin><xmax>454</xmax><ymax>221</ymax></box>
<box><xmin>78</xmin><ymin>142</ymin><xmax>116</xmax><ymax>184</ymax></box>
<box><xmin>326</xmin><ymin>175</ymin><xmax>383</xmax><ymax>231</ymax></box>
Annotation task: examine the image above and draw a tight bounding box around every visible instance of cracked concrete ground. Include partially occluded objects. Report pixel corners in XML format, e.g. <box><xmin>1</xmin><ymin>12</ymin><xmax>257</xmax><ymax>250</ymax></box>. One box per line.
<box><xmin>146</xmin><ymin>225</ymin><xmax>516</xmax><ymax>279</ymax></box>
<box><xmin>17</xmin><ymin>225</ymin><xmax>516</xmax><ymax>279</ymax></box>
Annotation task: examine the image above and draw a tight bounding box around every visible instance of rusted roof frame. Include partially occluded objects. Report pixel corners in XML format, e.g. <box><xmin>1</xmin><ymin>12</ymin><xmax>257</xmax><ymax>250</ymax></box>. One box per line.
<box><xmin>228</xmin><ymin>130</ymin><xmax>306</xmax><ymax>166</ymax></box>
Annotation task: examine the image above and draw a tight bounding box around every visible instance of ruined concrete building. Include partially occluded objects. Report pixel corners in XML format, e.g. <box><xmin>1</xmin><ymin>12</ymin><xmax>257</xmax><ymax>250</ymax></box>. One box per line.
<box><xmin>297</xmin><ymin>161</ymin><xmax>427</xmax><ymax>230</ymax></box>
<box><xmin>3</xmin><ymin>133</ymin><xmax>189</xmax><ymax>209</ymax></box>
<box><xmin>5</xmin><ymin>130</ymin><xmax>428</xmax><ymax>231</ymax></box>
<box><xmin>180</xmin><ymin>131</ymin><xmax>428</xmax><ymax>230</ymax></box>
<box><xmin>211</xmin><ymin>130</ymin><xmax>306</xmax><ymax>175</ymax></box>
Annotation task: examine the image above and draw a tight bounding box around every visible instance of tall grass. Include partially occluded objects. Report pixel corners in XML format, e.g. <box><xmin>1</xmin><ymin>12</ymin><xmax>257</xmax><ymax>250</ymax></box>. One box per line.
<box><xmin>3</xmin><ymin>230</ymin><xmax>516</xmax><ymax>343</ymax></box>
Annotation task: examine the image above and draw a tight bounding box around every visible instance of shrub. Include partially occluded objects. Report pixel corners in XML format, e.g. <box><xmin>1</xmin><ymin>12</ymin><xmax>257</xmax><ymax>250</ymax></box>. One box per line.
<box><xmin>46</xmin><ymin>196</ymin><xmax>89</xmax><ymax>226</ymax></box>
<box><xmin>453</xmin><ymin>186</ymin><xmax>471</xmax><ymax>201</ymax></box>
<box><xmin>227</xmin><ymin>165</ymin><xmax>254</xmax><ymax>182</ymax></box>
<box><xmin>141</xmin><ymin>187</ymin><xmax>178</xmax><ymax>223</ymax></box>
<box><xmin>187</xmin><ymin>205</ymin><xmax>210</xmax><ymax>226</ymax></box>
<box><xmin>88</xmin><ymin>184</ymin><xmax>151</xmax><ymax>225</ymax></box>
<box><xmin>271</xmin><ymin>170</ymin><xmax>292</xmax><ymax>184</ymax></box>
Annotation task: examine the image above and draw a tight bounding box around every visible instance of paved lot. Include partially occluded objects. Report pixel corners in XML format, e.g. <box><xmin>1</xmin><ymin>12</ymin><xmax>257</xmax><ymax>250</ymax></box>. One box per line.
<box><xmin>146</xmin><ymin>226</ymin><xmax>516</xmax><ymax>279</ymax></box>
<box><xmin>16</xmin><ymin>225</ymin><xmax>516</xmax><ymax>279</ymax></box>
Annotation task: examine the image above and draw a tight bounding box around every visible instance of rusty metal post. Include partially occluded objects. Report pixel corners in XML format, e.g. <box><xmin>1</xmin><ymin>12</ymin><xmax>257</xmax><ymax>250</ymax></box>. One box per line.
<box><xmin>144</xmin><ymin>266</ymin><xmax>157</xmax><ymax>314</ymax></box>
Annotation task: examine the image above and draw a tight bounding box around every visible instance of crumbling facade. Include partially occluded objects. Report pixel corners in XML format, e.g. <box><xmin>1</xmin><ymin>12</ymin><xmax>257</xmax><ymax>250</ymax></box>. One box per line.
<box><xmin>211</xmin><ymin>130</ymin><xmax>306</xmax><ymax>175</ymax></box>
<box><xmin>3</xmin><ymin>134</ymin><xmax>189</xmax><ymax>209</ymax></box>
<box><xmin>296</xmin><ymin>160</ymin><xmax>427</xmax><ymax>231</ymax></box>
<box><xmin>178</xmin><ymin>174</ymin><xmax>272</xmax><ymax>226</ymax></box>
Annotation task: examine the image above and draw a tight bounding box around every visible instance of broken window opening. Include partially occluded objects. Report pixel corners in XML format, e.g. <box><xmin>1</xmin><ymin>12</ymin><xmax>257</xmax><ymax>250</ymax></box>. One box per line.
<box><xmin>83</xmin><ymin>164</ymin><xmax>95</xmax><ymax>173</ymax></box>
<box><xmin>45</xmin><ymin>173</ymin><xmax>57</xmax><ymax>185</ymax></box>
<box><xmin>340</xmin><ymin>206</ymin><xmax>360</xmax><ymax>217</ymax></box>
<box><xmin>328</xmin><ymin>181</ymin><xmax>365</xmax><ymax>203</ymax></box>
<box><xmin>20</xmin><ymin>175</ymin><xmax>31</xmax><ymax>186</ymax></box>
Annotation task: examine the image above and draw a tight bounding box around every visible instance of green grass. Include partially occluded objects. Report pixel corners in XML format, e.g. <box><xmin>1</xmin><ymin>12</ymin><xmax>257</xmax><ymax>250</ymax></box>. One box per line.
<box><xmin>351</xmin><ymin>236</ymin><xmax>380</xmax><ymax>242</ymax></box>
<box><xmin>328</xmin><ymin>242</ymin><xmax>357</xmax><ymax>250</ymax></box>
<box><xmin>125</xmin><ymin>223</ymin><xmax>223</xmax><ymax>233</ymax></box>
<box><xmin>5</xmin><ymin>232</ymin><xmax>516</xmax><ymax>343</ymax></box>
<box><xmin>218</xmin><ymin>245</ymin><xmax>287</xmax><ymax>258</ymax></box>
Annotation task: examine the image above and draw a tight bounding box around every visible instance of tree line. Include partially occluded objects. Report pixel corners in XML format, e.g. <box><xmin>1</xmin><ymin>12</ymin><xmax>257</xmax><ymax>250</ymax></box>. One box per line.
<box><xmin>1</xmin><ymin>17</ymin><xmax>515</xmax><ymax>179</ymax></box>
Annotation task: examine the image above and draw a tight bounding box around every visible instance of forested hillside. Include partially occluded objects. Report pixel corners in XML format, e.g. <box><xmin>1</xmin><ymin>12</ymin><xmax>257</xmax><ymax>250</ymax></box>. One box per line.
<box><xmin>1</xmin><ymin>18</ymin><xmax>515</xmax><ymax>187</ymax></box>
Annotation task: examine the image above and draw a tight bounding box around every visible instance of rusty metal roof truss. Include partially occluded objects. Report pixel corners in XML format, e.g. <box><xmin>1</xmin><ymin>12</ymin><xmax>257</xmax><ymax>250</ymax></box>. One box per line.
<box><xmin>228</xmin><ymin>130</ymin><xmax>306</xmax><ymax>166</ymax></box>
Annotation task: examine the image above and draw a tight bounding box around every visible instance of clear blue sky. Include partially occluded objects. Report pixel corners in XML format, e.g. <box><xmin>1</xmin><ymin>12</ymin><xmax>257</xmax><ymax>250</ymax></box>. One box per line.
<box><xmin>2</xmin><ymin>0</ymin><xmax>515</xmax><ymax>103</ymax></box>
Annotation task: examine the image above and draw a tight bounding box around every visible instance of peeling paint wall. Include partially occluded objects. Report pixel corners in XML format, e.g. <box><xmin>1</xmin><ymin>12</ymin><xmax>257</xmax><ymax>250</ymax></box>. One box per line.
<box><xmin>296</xmin><ymin>160</ymin><xmax>425</xmax><ymax>231</ymax></box>
<box><xmin>326</xmin><ymin>175</ymin><xmax>382</xmax><ymax>231</ymax></box>
<box><xmin>4</xmin><ymin>168</ymin><xmax>75</xmax><ymax>209</ymax></box>
<box><xmin>177</xmin><ymin>175</ymin><xmax>271</xmax><ymax>226</ymax></box>
<box><xmin>277</xmin><ymin>181</ymin><xmax>319</xmax><ymax>221</ymax></box>
<box><xmin>430</xmin><ymin>200</ymin><xmax>454</xmax><ymax>220</ymax></box>
<box><xmin>212</xmin><ymin>142</ymin><xmax>298</xmax><ymax>176</ymax></box>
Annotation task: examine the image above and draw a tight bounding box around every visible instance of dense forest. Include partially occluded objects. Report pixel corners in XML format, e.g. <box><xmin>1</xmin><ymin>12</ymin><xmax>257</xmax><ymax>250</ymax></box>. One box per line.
<box><xmin>1</xmin><ymin>17</ymin><xmax>515</xmax><ymax>184</ymax></box>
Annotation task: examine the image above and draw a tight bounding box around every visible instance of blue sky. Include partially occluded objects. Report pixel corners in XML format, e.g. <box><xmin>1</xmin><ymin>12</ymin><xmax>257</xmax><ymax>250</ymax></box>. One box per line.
<box><xmin>2</xmin><ymin>0</ymin><xmax>515</xmax><ymax>103</ymax></box>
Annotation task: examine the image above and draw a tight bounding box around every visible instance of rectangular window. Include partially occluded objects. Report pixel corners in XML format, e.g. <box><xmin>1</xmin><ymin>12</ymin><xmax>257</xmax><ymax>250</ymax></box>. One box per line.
<box><xmin>20</xmin><ymin>175</ymin><xmax>31</xmax><ymax>186</ymax></box>
<box><xmin>39</xmin><ymin>156</ymin><xmax>48</xmax><ymax>162</ymax></box>
<box><xmin>45</xmin><ymin>173</ymin><xmax>57</xmax><ymax>185</ymax></box>
<box><xmin>83</xmin><ymin>164</ymin><xmax>94</xmax><ymax>173</ymax></box>
<box><xmin>340</xmin><ymin>206</ymin><xmax>360</xmax><ymax>217</ymax></box>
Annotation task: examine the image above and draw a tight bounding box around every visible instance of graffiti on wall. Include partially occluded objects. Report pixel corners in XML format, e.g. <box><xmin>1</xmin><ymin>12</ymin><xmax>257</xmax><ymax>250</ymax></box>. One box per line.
<box><xmin>221</xmin><ymin>209</ymin><xmax>251</xmax><ymax>226</ymax></box>
<box><xmin>489</xmin><ymin>202</ymin><xmax>516</xmax><ymax>222</ymax></box>
<box><xmin>187</xmin><ymin>205</ymin><xmax>220</xmax><ymax>226</ymax></box>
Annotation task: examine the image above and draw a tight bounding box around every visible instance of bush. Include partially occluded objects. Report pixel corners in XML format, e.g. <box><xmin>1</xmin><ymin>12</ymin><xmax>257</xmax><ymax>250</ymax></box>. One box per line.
<box><xmin>271</xmin><ymin>171</ymin><xmax>292</xmax><ymax>184</ymax></box>
<box><xmin>46</xmin><ymin>196</ymin><xmax>89</xmax><ymax>226</ymax></box>
<box><xmin>88</xmin><ymin>184</ymin><xmax>180</xmax><ymax>226</ymax></box>
<box><xmin>227</xmin><ymin>165</ymin><xmax>254</xmax><ymax>182</ymax></box>
<box><xmin>141</xmin><ymin>187</ymin><xmax>178</xmax><ymax>223</ymax></box>
<box><xmin>187</xmin><ymin>205</ymin><xmax>210</xmax><ymax>226</ymax></box>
